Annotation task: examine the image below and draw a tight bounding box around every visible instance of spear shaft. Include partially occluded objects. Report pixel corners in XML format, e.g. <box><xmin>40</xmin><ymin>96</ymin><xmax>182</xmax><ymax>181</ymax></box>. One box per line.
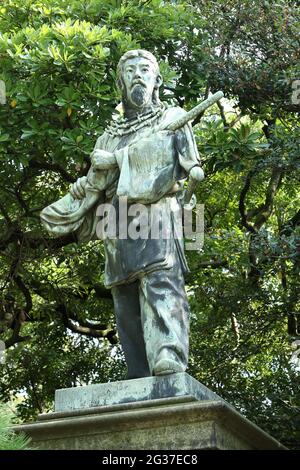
<box><xmin>162</xmin><ymin>90</ymin><xmax>224</xmax><ymax>206</ymax></box>
<box><xmin>164</xmin><ymin>90</ymin><xmax>224</xmax><ymax>131</ymax></box>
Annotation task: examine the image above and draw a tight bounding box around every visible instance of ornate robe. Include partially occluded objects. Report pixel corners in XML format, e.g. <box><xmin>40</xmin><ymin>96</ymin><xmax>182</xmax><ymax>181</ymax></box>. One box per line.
<box><xmin>40</xmin><ymin>105</ymin><xmax>200</xmax><ymax>287</ymax></box>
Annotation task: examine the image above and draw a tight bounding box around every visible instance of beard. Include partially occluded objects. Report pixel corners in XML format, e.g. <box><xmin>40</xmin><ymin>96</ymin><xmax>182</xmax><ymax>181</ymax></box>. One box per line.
<box><xmin>128</xmin><ymin>84</ymin><xmax>149</xmax><ymax>108</ymax></box>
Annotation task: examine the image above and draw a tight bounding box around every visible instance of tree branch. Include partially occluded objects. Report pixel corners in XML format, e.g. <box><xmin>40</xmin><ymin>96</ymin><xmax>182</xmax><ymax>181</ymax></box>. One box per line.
<box><xmin>254</xmin><ymin>167</ymin><xmax>283</xmax><ymax>230</ymax></box>
<box><xmin>28</xmin><ymin>159</ymin><xmax>76</xmax><ymax>183</ymax></box>
<box><xmin>192</xmin><ymin>259</ymin><xmax>229</xmax><ymax>269</ymax></box>
<box><xmin>4</xmin><ymin>309</ymin><xmax>31</xmax><ymax>348</ymax></box>
<box><xmin>231</xmin><ymin>313</ymin><xmax>240</xmax><ymax>346</ymax></box>
<box><xmin>217</xmin><ymin>100</ymin><xmax>228</xmax><ymax>128</ymax></box>
<box><xmin>58</xmin><ymin>303</ymin><xmax>117</xmax><ymax>344</ymax></box>
<box><xmin>281</xmin><ymin>209</ymin><xmax>300</xmax><ymax>236</ymax></box>
<box><xmin>239</xmin><ymin>170</ymin><xmax>257</xmax><ymax>233</ymax></box>
<box><xmin>13</xmin><ymin>275</ymin><xmax>33</xmax><ymax>315</ymax></box>
<box><xmin>5</xmin><ymin>333</ymin><xmax>31</xmax><ymax>348</ymax></box>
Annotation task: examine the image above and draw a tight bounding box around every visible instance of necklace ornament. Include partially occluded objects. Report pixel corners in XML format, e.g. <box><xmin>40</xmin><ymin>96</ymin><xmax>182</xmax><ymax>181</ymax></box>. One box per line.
<box><xmin>106</xmin><ymin>104</ymin><xmax>166</xmax><ymax>137</ymax></box>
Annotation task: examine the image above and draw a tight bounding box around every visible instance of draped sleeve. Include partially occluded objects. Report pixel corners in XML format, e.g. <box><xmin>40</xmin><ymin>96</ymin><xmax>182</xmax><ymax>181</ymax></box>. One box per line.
<box><xmin>40</xmin><ymin>132</ymin><xmax>118</xmax><ymax>242</ymax></box>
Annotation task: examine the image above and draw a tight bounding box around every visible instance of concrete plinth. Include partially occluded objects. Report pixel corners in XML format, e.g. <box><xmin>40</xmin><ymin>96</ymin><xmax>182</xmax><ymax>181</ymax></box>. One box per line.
<box><xmin>14</xmin><ymin>374</ymin><xmax>286</xmax><ymax>450</ymax></box>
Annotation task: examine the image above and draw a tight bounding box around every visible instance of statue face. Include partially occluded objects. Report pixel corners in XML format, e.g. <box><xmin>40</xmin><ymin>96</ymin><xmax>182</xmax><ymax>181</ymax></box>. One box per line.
<box><xmin>121</xmin><ymin>57</ymin><xmax>159</xmax><ymax>110</ymax></box>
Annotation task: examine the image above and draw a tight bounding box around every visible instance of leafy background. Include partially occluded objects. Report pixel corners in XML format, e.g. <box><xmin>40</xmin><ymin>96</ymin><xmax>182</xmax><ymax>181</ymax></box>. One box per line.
<box><xmin>0</xmin><ymin>0</ymin><xmax>299</xmax><ymax>449</ymax></box>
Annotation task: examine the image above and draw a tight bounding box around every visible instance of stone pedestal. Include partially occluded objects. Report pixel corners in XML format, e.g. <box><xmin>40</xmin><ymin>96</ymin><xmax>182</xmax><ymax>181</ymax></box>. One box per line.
<box><xmin>55</xmin><ymin>372</ymin><xmax>219</xmax><ymax>412</ymax></box>
<box><xmin>14</xmin><ymin>373</ymin><xmax>286</xmax><ymax>450</ymax></box>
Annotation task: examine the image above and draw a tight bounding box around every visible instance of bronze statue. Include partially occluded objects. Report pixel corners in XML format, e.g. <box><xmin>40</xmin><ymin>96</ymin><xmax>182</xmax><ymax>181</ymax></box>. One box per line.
<box><xmin>41</xmin><ymin>50</ymin><xmax>222</xmax><ymax>379</ymax></box>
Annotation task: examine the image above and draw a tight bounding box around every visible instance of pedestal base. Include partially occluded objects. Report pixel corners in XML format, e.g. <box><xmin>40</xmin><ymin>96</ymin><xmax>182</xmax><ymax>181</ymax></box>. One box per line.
<box><xmin>14</xmin><ymin>374</ymin><xmax>286</xmax><ymax>450</ymax></box>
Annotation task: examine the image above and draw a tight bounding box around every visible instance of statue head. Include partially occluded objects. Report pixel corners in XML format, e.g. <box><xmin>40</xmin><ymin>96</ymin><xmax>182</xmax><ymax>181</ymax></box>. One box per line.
<box><xmin>117</xmin><ymin>49</ymin><xmax>162</xmax><ymax>111</ymax></box>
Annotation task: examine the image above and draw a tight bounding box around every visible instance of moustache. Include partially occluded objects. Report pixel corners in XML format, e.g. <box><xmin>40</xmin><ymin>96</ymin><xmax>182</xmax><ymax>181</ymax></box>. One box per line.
<box><xmin>131</xmin><ymin>80</ymin><xmax>146</xmax><ymax>89</ymax></box>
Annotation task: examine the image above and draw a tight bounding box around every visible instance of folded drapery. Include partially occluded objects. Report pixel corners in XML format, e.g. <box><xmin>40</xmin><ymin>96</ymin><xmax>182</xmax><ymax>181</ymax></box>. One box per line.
<box><xmin>40</xmin><ymin>189</ymin><xmax>101</xmax><ymax>242</ymax></box>
<box><xmin>40</xmin><ymin>163</ymin><xmax>119</xmax><ymax>242</ymax></box>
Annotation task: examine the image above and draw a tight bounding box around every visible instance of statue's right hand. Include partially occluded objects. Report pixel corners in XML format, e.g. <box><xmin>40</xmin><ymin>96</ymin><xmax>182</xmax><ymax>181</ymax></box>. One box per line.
<box><xmin>70</xmin><ymin>176</ymin><xmax>88</xmax><ymax>200</ymax></box>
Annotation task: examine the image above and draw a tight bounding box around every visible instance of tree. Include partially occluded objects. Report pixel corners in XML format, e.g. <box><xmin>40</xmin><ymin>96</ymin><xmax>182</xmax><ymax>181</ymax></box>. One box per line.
<box><xmin>0</xmin><ymin>0</ymin><xmax>299</xmax><ymax>448</ymax></box>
